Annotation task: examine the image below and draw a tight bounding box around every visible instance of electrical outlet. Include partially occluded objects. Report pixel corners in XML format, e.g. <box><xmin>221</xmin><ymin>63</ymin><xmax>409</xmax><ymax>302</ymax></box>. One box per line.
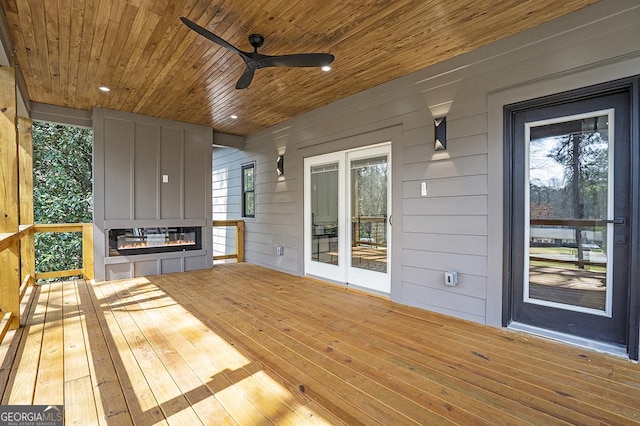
<box><xmin>421</xmin><ymin>181</ymin><xmax>427</xmax><ymax>196</ymax></box>
<box><xmin>276</xmin><ymin>246</ymin><xmax>284</xmax><ymax>256</ymax></box>
<box><xmin>444</xmin><ymin>271</ymin><xmax>458</xmax><ymax>286</ymax></box>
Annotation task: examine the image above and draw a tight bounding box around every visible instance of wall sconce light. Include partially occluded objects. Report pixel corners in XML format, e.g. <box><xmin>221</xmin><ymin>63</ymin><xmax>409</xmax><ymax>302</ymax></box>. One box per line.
<box><xmin>276</xmin><ymin>155</ymin><xmax>285</xmax><ymax>176</ymax></box>
<box><xmin>434</xmin><ymin>117</ymin><xmax>447</xmax><ymax>151</ymax></box>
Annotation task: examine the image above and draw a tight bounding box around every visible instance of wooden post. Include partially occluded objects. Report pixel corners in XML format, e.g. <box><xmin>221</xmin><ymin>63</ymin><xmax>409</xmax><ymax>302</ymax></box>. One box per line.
<box><xmin>236</xmin><ymin>220</ymin><xmax>245</xmax><ymax>262</ymax></box>
<box><xmin>18</xmin><ymin>117</ymin><xmax>34</xmax><ymax>287</ymax></box>
<box><xmin>0</xmin><ymin>65</ymin><xmax>20</xmax><ymax>329</ymax></box>
<box><xmin>82</xmin><ymin>223</ymin><xmax>94</xmax><ymax>280</ymax></box>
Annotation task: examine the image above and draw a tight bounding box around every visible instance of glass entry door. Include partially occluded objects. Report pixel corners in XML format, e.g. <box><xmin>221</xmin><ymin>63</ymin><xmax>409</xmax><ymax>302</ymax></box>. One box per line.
<box><xmin>304</xmin><ymin>144</ymin><xmax>391</xmax><ymax>294</ymax></box>
<box><xmin>509</xmin><ymin>89</ymin><xmax>631</xmax><ymax>348</ymax></box>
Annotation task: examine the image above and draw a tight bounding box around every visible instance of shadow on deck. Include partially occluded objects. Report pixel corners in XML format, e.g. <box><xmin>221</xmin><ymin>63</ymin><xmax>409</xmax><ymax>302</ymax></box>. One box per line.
<box><xmin>1</xmin><ymin>263</ymin><xmax>639</xmax><ymax>424</ymax></box>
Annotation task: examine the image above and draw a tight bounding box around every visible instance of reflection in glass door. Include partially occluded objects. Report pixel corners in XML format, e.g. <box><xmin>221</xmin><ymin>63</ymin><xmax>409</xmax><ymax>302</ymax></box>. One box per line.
<box><xmin>311</xmin><ymin>163</ymin><xmax>339</xmax><ymax>265</ymax></box>
<box><xmin>304</xmin><ymin>144</ymin><xmax>391</xmax><ymax>294</ymax></box>
<box><xmin>526</xmin><ymin>111</ymin><xmax>613</xmax><ymax>315</ymax></box>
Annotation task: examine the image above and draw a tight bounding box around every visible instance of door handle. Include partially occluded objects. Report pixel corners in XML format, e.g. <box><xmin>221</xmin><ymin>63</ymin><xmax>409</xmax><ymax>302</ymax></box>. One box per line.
<box><xmin>388</xmin><ymin>215</ymin><xmax>392</xmax><ymax>226</ymax></box>
<box><xmin>601</xmin><ymin>217</ymin><xmax>626</xmax><ymax>225</ymax></box>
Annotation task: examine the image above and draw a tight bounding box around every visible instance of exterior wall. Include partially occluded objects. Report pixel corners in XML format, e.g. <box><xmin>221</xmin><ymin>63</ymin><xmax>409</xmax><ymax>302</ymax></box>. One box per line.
<box><xmin>94</xmin><ymin>108</ymin><xmax>213</xmax><ymax>280</ymax></box>
<box><xmin>212</xmin><ymin>0</ymin><xmax>640</xmax><ymax>331</ymax></box>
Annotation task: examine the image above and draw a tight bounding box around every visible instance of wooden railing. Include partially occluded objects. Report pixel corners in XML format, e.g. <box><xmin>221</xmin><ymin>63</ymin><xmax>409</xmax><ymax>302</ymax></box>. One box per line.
<box><xmin>212</xmin><ymin>220</ymin><xmax>245</xmax><ymax>262</ymax></box>
<box><xmin>32</xmin><ymin>223</ymin><xmax>95</xmax><ymax>281</ymax></box>
<box><xmin>0</xmin><ymin>223</ymin><xmax>94</xmax><ymax>340</ymax></box>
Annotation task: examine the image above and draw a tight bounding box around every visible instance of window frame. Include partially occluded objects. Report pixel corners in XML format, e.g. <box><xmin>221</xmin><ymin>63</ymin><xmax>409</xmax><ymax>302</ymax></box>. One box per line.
<box><xmin>241</xmin><ymin>162</ymin><xmax>256</xmax><ymax>218</ymax></box>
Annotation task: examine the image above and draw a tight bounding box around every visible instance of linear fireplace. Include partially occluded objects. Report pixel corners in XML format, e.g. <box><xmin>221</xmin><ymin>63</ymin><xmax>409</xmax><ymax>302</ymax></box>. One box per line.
<box><xmin>108</xmin><ymin>226</ymin><xmax>202</xmax><ymax>257</ymax></box>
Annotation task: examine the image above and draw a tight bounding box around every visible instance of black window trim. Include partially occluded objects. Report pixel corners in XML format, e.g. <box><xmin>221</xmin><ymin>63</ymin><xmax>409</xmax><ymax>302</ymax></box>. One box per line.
<box><xmin>241</xmin><ymin>162</ymin><xmax>255</xmax><ymax>218</ymax></box>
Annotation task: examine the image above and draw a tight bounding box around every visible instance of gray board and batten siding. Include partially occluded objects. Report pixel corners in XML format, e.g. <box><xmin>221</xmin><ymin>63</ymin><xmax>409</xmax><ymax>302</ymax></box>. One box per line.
<box><xmin>212</xmin><ymin>0</ymin><xmax>640</xmax><ymax>339</ymax></box>
<box><xmin>93</xmin><ymin>108</ymin><xmax>213</xmax><ymax>281</ymax></box>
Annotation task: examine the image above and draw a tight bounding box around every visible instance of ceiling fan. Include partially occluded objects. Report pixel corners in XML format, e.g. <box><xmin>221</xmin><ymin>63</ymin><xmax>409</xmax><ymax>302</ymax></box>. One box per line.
<box><xmin>180</xmin><ymin>17</ymin><xmax>335</xmax><ymax>89</ymax></box>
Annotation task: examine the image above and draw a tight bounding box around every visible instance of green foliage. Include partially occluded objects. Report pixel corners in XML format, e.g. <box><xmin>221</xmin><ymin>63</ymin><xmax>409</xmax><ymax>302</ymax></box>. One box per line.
<box><xmin>33</xmin><ymin>122</ymin><xmax>93</xmax><ymax>279</ymax></box>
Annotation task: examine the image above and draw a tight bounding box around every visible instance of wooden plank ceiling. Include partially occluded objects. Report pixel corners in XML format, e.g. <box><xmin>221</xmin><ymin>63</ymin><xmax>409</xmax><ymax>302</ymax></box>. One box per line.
<box><xmin>1</xmin><ymin>0</ymin><xmax>600</xmax><ymax>136</ymax></box>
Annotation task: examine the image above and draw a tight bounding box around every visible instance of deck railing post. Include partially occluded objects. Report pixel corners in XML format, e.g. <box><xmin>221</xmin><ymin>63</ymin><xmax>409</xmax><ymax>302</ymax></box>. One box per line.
<box><xmin>236</xmin><ymin>220</ymin><xmax>245</xmax><ymax>262</ymax></box>
<box><xmin>82</xmin><ymin>223</ymin><xmax>94</xmax><ymax>280</ymax></box>
<box><xmin>18</xmin><ymin>117</ymin><xmax>35</xmax><ymax>287</ymax></box>
<box><xmin>0</xmin><ymin>65</ymin><xmax>20</xmax><ymax>329</ymax></box>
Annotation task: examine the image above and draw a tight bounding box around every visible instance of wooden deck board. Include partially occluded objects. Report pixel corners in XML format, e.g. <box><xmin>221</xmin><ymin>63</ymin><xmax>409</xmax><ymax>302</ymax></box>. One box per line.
<box><xmin>206</xmin><ymin>275</ymin><xmax>551</xmax><ymax>425</ymax></box>
<box><xmin>0</xmin><ymin>263</ymin><xmax>639</xmax><ymax>425</ymax></box>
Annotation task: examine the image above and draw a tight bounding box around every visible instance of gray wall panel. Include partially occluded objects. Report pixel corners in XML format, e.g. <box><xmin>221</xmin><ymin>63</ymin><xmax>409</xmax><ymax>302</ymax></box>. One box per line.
<box><xmin>185</xmin><ymin>131</ymin><xmax>208</xmax><ymax>219</ymax></box>
<box><xmin>402</xmin><ymin>215</ymin><xmax>487</xmax><ymax>236</ymax></box>
<box><xmin>403</xmin><ymin>249</ymin><xmax>487</xmax><ymax>277</ymax></box>
<box><xmin>402</xmin><ymin>175</ymin><xmax>488</xmax><ymax>199</ymax></box>
<box><xmin>402</xmin><ymin>232</ymin><xmax>487</xmax><ymax>256</ymax></box>
<box><xmin>161</xmin><ymin>258</ymin><xmax>182</xmax><ymax>274</ymax></box>
<box><xmin>402</xmin><ymin>265</ymin><xmax>487</xmax><ymax>300</ymax></box>
<box><xmin>134</xmin><ymin>122</ymin><xmax>160</xmax><ymax>220</ymax></box>
<box><xmin>184</xmin><ymin>255</ymin><xmax>207</xmax><ymax>271</ymax></box>
<box><xmin>106</xmin><ymin>263</ymin><xmax>132</xmax><ymax>281</ymax></box>
<box><xmin>134</xmin><ymin>260</ymin><xmax>159</xmax><ymax>277</ymax></box>
<box><xmin>403</xmin><ymin>195</ymin><xmax>488</xmax><ymax>216</ymax></box>
<box><xmin>401</xmin><ymin>281</ymin><xmax>486</xmax><ymax>318</ymax></box>
<box><xmin>104</xmin><ymin>117</ymin><xmax>132</xmax><ymax>220</ymax></box>
<box><xmin>160</xmin><ymin>127</ymin><xmax>183</xmax><ymax>219</ymax></box>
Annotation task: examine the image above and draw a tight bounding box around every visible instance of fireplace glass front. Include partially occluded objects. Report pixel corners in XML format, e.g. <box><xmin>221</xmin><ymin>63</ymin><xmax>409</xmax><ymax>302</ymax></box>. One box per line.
<box><xmin>108</xmin><ymin>227</ymin><xmax>202</xmax><ymax>256</ymax></box>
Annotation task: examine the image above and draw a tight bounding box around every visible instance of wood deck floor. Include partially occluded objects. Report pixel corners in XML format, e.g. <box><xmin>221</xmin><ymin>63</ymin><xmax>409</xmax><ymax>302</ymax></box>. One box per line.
<box><xmin>1</xmin><ymin>263</ymin><xmax>639</xmax><ymax>425</ymax></box>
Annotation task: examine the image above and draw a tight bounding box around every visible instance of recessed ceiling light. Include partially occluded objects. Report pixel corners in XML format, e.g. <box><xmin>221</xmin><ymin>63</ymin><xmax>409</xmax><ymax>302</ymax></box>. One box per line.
<box><xmin>321</xmin><ymin>65</ymin><xmax>332</xmax><ymax>72</ymax></box>
<box><xmin>230</xmin><ymin>114</ymin><xmax>238</xmax><ymax>119</ymax></box>
<box><xmin>98</xmin><ymin>86</ymin><xmax>110</xmax><ymax>92</ymax></box>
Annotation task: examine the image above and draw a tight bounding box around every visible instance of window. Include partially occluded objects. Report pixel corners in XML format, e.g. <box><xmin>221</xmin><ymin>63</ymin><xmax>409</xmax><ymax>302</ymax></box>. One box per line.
<box><xmin>242</xmin><ymin>163</ymin><xmax>255</xmax><ymax>218</ymax></box>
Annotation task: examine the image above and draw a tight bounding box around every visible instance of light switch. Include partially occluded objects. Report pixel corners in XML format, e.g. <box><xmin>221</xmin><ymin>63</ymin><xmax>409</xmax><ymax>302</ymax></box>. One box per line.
<box><xmin>421</xmin><ymin>181</ymin><xmax>427</xmax><ymax>196</ymax></box>
<box><xmin>162</xmin><ymin>174</ymin><xmax>169</xmax><ymax>183</ymax></box>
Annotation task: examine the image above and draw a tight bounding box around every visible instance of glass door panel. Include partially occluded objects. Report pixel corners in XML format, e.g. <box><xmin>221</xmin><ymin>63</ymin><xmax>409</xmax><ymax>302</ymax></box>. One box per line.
<box><xmin>525</xmin><ymin>111</ymin><xmax>613</xmax><ymax>315</ymax></box>
<box><xmin>304</xmin><ymin>153</ymin><xmax>345</xmax><ymax>283</ymax></box>
<box><xmin>311</xmin><ymin>163</ymin><xmax>339</xmax><ymax>266</ymax></box>
<box><xmin>350</xmin><ymin>155</ymin><xmax>388</xmax><ymax>273</ymax></box>
<box><xmin>347</xmin><ymin>146</ymin><xmax>391</xmax><ymax>293</ymax></box>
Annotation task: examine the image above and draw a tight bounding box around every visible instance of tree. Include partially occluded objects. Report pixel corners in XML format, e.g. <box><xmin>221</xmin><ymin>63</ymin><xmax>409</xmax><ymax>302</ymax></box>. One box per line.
<box><xmin>546</xmin><ymin>118</ymin><xmax>608</xmax><ymax>267</ymax></box>
<box><xmin>33</xmin><ymin>122</ymin><xmax>93</xmax><ymax>278</ymax></box>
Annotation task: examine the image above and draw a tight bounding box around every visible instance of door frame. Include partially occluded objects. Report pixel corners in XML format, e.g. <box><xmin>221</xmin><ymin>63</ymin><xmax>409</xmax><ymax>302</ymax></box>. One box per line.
<box><xmin>303</xmin><ymin>142</ymin><xmax>392</xmax><ymax>294</ymax></box>
<box><xmin>503</xmin><ymin>77</ymin><xmax>640</xmax><ymax>360</ymax></box>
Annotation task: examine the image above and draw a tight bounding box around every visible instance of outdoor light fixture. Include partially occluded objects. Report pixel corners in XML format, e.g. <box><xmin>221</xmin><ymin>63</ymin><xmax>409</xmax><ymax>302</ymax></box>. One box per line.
<box><xmin>434</xmin><ymin>117</ymin><xmax>447</xmax><ymax>151</ymax></box>
<box><xmin>276</xmin><ymin>155</ymin><xmax>285</xmax><ymax>176</ymax></box>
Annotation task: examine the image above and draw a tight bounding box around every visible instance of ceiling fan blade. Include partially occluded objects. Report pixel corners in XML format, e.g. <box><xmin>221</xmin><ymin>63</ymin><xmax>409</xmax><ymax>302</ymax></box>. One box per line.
<box><xmin>235</xmin><ymin>67</ymin><xmax>255</xmax><ymax>89</ymax></box>
<box><xmin>260</xmin><ymin>53</ymin><xmax>335</xmax><ymax>68</ymax></box>
<box><xmin>180</xmin><ymin>17</ymin><xmax>243</xmax><ymax>56</ymax></box>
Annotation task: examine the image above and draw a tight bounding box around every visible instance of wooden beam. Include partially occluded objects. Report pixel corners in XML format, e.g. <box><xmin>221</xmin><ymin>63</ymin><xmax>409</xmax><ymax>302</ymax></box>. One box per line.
<box><xmin>33</xmin><ymin>223</ymin><xmax>84</xmax><ymax>233</ymax></box>
<box><xmin>35</xmin><ymin>269</ymin><xmax>83</xmax><ymax>281</ymax></box>
<box><xmin>213</xmin><ymin>254</ymin><xmax>237</xmax><ymax>261</ymax></box>
<box><xmin>0</xmin><ymin>65</ymin><xmax>19</xmax><ymax>330</ymax></box>
<box><xmin>18</xmin><ymin>117</ymin><xmax>34</xmax><ymax>287</ymax></box>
